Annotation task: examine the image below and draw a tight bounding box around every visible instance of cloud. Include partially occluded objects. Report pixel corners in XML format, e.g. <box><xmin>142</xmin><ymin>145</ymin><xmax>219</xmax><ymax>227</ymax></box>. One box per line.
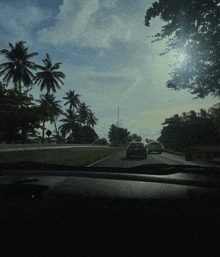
<box><xmin>0</xmin><ymin>1</ymin><xmax>52</xmax><ymax>46</ymax></box>
<box><xmin>37</xmin><ymin>0</ymin><xmax>162</xmax><ymax>49</ymax></box>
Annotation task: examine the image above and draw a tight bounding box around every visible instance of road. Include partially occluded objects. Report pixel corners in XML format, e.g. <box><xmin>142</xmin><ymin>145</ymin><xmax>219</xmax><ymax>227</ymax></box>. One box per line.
<box><xmin>90</xmin><ymin>150</ymin><xmax>201</xmax><ymax>168</ymax></box>
<box><xmin>89</xmin><ymin>150</ymin><xmax>220</xmax><ymax>183</ymax></box>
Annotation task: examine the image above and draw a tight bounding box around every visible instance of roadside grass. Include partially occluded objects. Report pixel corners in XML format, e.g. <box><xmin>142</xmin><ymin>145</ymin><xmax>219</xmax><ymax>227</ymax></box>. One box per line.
<box><xmin>41</xmin><ymin>148</ymin><xmax>125</xmax><ymax>167</ymax></box>
<box><xmin>166</xmin><ymin>146</ymin><xmax>220</xmax><ymax>165</ymax></box>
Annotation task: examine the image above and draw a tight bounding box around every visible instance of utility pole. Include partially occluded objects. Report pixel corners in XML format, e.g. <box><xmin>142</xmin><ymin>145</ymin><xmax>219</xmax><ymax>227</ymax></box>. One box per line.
<box><xmin>117</xmin><ymin>106</ymin><xmax>119</xmax><ymax>127</ymax></box>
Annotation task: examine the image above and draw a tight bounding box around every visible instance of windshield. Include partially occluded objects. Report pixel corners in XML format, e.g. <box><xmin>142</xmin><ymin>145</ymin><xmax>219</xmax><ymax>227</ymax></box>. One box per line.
<box><xmin>0</xmin><ymin>0</ymin><xmax>220</xmax><ymax>170</ymax></box>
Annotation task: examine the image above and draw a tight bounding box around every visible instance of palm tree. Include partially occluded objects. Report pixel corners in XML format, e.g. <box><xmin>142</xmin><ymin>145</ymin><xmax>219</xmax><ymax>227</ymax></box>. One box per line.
<box><xmin>0</xmin><ymin>41</ymin><xmax>38</xmax><ymax>93</ymax></box>
<box><xmin>86</xmin><ymin>112</ymin><xmax>98</xmax><ymax>127</ymax></box>
<box><xmin>59</xmin><ymin>109</ymin><xmax>79</xmax><ymax>137</ymax></box>
<box><xmin>36</xmin><ymin>94</ymin><xmax>63</xmax><ymax>143</ymax></box>
<box><xmin>63</xmin><ymin>90</ymin><xmax>81</xmax><ymax>112</ymax></box>
<box><xmin>77</xmin><ymin>102</ymin><xmax>91</xmax><ymax>125</ymax></box>
<box><xmin>34</xmin><ymin>53</ymin><xmax>65</xmax><ymax>95</ymax></box>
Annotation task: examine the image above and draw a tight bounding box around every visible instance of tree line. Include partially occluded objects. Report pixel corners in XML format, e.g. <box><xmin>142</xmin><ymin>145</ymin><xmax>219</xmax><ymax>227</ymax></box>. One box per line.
<box><xmin>108</xmin><ymin>124</ymin><xmax>142</xmax><ymax>147</ymax></box>
<box><xmin>0</xmin><ymin>41</ymin><xmax>100</xmax><ymax>144</ymax></box>
<box><xmin>158</xmin><ymin>108</ymin><xmax>220</xmax><ymax>151</ymax></box>
<box><xmin>144</xmin><ymin>1</ymin><xmax>220</xmax><ymax>150</ymax></box>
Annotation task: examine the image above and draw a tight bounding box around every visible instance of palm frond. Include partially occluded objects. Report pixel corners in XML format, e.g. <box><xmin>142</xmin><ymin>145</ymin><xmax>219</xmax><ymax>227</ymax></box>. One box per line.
<box><xmin>51</xmin><ymin>63</ymin><xmax>62</xmax><ymax>71</ymax></box>
<box><xmin>26</xmin><ymin>52</ymin><xmax>38</xmax><ymax>60</ymax></box>
<box><xmin>35</xmin><ymin>64</ymin><xmax>47</xmax><ymax>71</ymax></box>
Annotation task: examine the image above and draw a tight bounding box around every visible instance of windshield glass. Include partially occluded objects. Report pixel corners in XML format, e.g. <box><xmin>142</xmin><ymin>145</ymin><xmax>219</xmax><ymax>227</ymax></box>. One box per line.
<box><xmin>0</xmin><ymin>0</ymin><xmax>220</xmax><ymax>170</ymax></box>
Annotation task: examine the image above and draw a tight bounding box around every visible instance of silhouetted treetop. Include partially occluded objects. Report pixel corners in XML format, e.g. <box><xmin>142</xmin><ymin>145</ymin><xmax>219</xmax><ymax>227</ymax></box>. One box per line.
<box><xmin>145</xmin><ymin>0</ymin><xmax>220</xmax><ymax>98</ymax></box>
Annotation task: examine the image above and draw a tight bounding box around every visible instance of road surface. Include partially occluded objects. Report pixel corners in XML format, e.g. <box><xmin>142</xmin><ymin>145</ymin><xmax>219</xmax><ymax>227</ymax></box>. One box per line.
<box><xmin>89</xmin><ymin>150</ymin><xmax>220</xmax><ymax>183</ymax></box>
<box><xmin>90</xmin><ymin>150</ymin><xmax>202</xmax><ymax>168</ymax></box>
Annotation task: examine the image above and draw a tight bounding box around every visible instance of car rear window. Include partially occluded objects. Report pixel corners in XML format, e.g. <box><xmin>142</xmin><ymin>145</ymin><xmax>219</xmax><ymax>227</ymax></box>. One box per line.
<box><xmin>129</xmin><ymin>143</ymin><xmax>144</xmax><ymax>148</ymax></box>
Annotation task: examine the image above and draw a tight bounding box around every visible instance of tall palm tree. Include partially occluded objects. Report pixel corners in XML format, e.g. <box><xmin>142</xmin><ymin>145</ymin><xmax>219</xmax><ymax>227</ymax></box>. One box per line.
<box><xmin>34</xmin><ymin>53</ymin><xmax>65</xmax><ymax>95</ymax></box>
<box><xmin>58</xmin><ymin>109</ymin><xmax>79</xmax><ymax>137</ymax></box>
<box><xmin>0</xmin><ymin>41</ymin><xmax>38</xmax><ymax>93</ymax></box>
<box><xmin>77</xmin><ymin>102</ymin><xmax>91</xmax><ymax>125</ymax></box>
<box><xmin>36</xmin><ymin>94</ymin><xmax>63</xmax><ymax>143</ymax></box>
<box><xmin>86</xmin><ymin>112</ymin><xmax>98</xmax><ymax>127</ymax></box>
<box><xmin>63</xmin><ymin>90</ymin><xmax>81</xmax><ymax>112</ymax></box>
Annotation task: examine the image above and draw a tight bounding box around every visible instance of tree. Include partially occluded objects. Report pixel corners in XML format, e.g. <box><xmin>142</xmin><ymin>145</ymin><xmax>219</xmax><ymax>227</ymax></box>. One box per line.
<box><xmin>36</xmin><ymin>94</ymin><xmax>63</xmax><ymax>137</ymax></box>
<box><xmin>58</xmin><ymin>109</ymin><xmax>80</xmax><ymax>138</ymax></box>
<box><xmin>108</xmin><ymin>124</ymin><xmax>130</xmax><ymax>147</ymax></box>
<box><xmin>181</xmin><ymin>112</ymin><xmax>188</xmax><ymax>122</ymax></box>
<box><xmin>36</xmin><ymin>94</ymin><xmax>63</xmax><ymax>143</ymax></box>
<box><xmin>162</xmin><ymin>114</ymin><xmax>181</xmax><ymax>126</ymax></box>
<box><xmin>86</xmin><ymin>112</ymin><xmax>98</xmax><ymax>128</ymax></box>
<box><xmin>0</xmin><ymin>88</ymin><xmax>41</xmax><ymax>143</ymax></box>
<box><xmin>77</xmin><ymin>102</ymin><xmax>91</xmax><ymax>125</ymax></box>
<box><xmin>96</xmin><ymin>138</ymin><xmax>108</xmax><ymax>145</ymax></box>
<box><xmin>145</xmin><ymin>0</ymin><xmax>220</xmax><ymax>98</ymax></box>
<box><xmin>34</xmin><ymin>53</ymin><xmax>65</xmax><ymax>95</ymax></box>
<box><xmin>0</xmin><ymin>41</ymin><xmax>38</xmax><ymax>93</ymax></box>
<box><xmin>67</xmin><ymin>126</ymin><xmax>99</xmax><ymax>144</ymax></box>
<box><xmin>208</xmin><ymin>106</ymin><xmax>220</xmax><ymax>132</ymax></box>
<box><xmin>158</xmin><ymin>109</ymin><xmax>220</xmax><ymax>151</ymax></box>
<box><xmin>63</xmin><ymin>90</ymin><xmax>81</xmax><ymax>112</ymax></box>
<box><xmin>187</xmin><ymin>110</ymin><xmax>198</xmax><ymax>121</ymax></box>
<box><xmin>129</xmin><ymin>133</ymin><xmax>142</xmax><ymax>142</ymax></box>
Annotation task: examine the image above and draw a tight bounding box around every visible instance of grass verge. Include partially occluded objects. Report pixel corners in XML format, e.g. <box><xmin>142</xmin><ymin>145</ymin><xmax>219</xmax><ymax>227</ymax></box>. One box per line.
<box><xmin>41</xmin><ymin>148</ymin><xmax>125</xmax><ymax>167</ymax></box>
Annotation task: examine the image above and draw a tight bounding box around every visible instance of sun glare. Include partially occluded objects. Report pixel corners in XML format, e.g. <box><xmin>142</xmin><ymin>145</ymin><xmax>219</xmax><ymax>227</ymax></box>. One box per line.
<box><xmin>178</xmin><ymin>53</ymin><xmax>185</xmax><ymax>62</ymax></box>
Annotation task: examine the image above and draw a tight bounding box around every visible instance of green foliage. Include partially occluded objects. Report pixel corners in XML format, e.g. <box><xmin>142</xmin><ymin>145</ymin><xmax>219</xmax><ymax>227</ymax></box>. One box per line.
<box><xmin>63</xmin><ymin>90</ymin><xmax>81</xmax><ymax>111</ymax></box>
<box><xmin>34</xmin><ymin>53</ymin><xmax>65</xmax><ymax>94</ymax></box>
<box><xmin>59</xmin><ymin>99</ymin><xmax>98</xmax><ymax>138</ymax></box>
<box><xmin>145</xmin><ymin>0</ymin><xmax>220</xmax><ymax>98</ymax></box>
<box><xmin>128</xmin><ymin>133</ymin><xmax>142</xmax><ymax>142</ymax></box>
<box><xmin>0</xmin><ymin>41</ymin><xmax>38</xmax><ymax>93</ymax></box>
<box><xmin>108</xmin><ymin>124</ymin><xmax>130</xmax><ymax>147</ymax></box>
<box><xmin>158</xmin><ymin>109</ymin><xmax>220</xmax><ymax>151</ymax></box>
<box><xmin>96</xmin><ymin>138</ymin><xmax>108</xmax><ymax>145</ymax></box>
<box><xmin>0</xmin><ymin>41</ymin><xmax>99</xmax><ymax>145</ymax></box>
<box><xmin>0</xmin><ymin>88</ymin><xmax>41</xmax><ymax>143</ymax></box>
<box><xmin>66</xmin><ymin>126</ymin><xmax>99</xmax><ymax>144</ymax></box>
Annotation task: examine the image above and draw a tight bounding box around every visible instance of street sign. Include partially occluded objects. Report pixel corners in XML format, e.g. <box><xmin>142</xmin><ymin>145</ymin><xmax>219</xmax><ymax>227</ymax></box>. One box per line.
<box><xmin>46</xmin><ymin>130</ymin><xmax>52</xmax><ymax>137</ymax></box>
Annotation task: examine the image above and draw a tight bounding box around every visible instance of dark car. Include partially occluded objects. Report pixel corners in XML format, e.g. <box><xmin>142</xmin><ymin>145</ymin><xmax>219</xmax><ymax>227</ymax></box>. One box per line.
<box><xmin>147</xmin><ymin>142</ymin><xmax>163</xmax><ymax>154</ymax></box>
<box><xmin>126</xmin><ymin>142</ymin><xmax>147</xmax><ymax>159</ymax></box>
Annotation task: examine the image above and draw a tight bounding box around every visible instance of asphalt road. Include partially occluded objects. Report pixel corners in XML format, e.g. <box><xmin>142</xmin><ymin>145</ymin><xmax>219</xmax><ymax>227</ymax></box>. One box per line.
<box><xmin>89</xmin><ymin>150</ymin><xmax>220</xmax><ymax>183</ymax></box>
<box><xmin>90</xmin><ymin>150</ymin><xmax>200</xmax><ymax>168</ymax></box>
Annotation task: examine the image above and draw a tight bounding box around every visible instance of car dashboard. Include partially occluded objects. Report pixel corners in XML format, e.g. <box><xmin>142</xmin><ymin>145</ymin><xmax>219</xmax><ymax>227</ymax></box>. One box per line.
<box><xmin>0</xmin><ymin>166</ymin><xmax>220</xmax><ymax>255</ymax></box>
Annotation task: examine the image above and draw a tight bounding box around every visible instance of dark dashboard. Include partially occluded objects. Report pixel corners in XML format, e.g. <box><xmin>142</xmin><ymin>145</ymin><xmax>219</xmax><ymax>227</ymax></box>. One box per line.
<box><xmin>1</xmin><ymin>164</ymin><xmax>220</xmax><ymax>256</ymax></box>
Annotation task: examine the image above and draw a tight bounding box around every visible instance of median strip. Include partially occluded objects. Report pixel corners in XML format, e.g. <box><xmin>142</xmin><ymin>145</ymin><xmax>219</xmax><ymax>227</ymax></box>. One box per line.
<box><xmin>41</xmin><ymin>148</ymin><xmax>125</xmax><ymax>167</ymax></box>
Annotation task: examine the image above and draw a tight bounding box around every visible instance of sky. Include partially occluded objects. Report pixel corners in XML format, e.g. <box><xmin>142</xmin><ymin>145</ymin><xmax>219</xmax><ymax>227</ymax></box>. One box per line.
<box><xmin>0</xmin><ymin>0</ymin><xmax>219</xmax><ymax>141</ymax></box>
